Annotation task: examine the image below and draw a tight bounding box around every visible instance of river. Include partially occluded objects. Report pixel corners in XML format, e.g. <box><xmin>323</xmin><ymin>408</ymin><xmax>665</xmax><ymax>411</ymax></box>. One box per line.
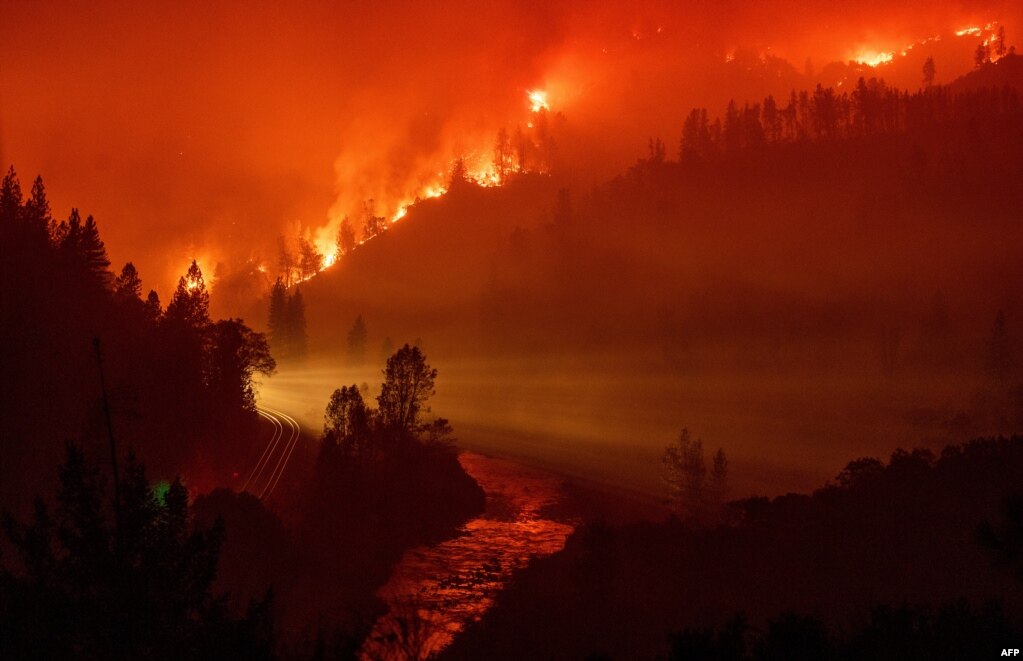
<box><xmin>360</xmin><ymin>452</ymin><xmax>576</xmax><ymax>660</ymax></box>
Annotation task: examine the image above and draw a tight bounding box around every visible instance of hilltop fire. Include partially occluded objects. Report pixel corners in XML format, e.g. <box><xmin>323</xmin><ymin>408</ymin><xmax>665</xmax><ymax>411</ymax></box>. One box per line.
<box><xmin>300</xmin><ymin>88</ymin><xmax>556</xmax><ymax>282</ymax></box>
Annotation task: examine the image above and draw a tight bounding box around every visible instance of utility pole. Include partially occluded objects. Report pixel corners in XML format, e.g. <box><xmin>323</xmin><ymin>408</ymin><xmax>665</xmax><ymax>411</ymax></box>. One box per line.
<box><xmin>93</xmin><ymin>337</ymin><xmax>122</xmax><ymax>538</ymax></box>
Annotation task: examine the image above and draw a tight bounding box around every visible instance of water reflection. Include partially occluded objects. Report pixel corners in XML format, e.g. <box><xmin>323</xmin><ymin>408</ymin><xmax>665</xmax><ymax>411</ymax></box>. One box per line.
<box><xmin>362</xmin><ymin>452</ymin><xmax>575</xmax><ymax>659</ymax></box>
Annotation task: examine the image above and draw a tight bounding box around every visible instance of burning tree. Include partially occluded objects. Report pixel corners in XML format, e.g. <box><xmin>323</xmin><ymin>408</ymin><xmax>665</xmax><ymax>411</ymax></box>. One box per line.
<box><xmin>298</xmin><ymin>237</ymin><xmax>324</xmax><ymax>280</ymax></box>
<box><xmin>336</xmin><ymin>215</ymin><xmax>357</xmax><ymax>257</ymax></box>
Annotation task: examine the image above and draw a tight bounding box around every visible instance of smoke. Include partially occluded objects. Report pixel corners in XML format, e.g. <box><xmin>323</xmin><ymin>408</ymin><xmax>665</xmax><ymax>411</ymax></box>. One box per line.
<box><xmin>1</xmin><ymin>0</ymin><xmax>1019</xmax><ymax>296</ymax></box>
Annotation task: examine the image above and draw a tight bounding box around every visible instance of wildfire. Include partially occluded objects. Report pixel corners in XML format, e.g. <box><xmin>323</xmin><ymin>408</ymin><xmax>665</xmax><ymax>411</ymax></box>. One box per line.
<box><xmin>528</xmin><ymin>89</ymin><xmax>549</xmax><ymax>112</ymax></box>
<box><xmin>291</xmin><ymin>83</ymin><xmax>555</xmax><ymax>284</ymax></box>
<box><xmin>422</xmin><ymin>185</ymin><xmax>447</xmax><ymax>199</ymax></box>
<box><xmin>955</xmin><ymin>26</ymin><xmax>985</xmax><ymax>37</ymax></box>
<box><xmin>853</xmin><ymin>51</ymin><xmax>894</xmax><ymax>67</ymax></box>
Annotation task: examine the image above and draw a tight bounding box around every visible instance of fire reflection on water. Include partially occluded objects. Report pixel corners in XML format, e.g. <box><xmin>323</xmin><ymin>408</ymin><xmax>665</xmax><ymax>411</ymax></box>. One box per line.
<box><xmin>361</xmin><ymin>452</ymin><xmax>575</xmax><ymax>660</ymax></box>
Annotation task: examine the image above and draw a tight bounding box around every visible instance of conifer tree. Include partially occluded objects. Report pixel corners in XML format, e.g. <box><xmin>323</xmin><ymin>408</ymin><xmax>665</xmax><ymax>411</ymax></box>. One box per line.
<box><xmin>0</xmin><ymin>166</ymin><xmax>22</xmax><ymax>224</ymax></box>
<box><xmin>165</xmin><ymin>260</ymin><xmax>210</xmax><ymax>330</ymax></box>
<box><xmin>114</xmin><ymin>262</ymin><xmax>143</xmax><ymax>300</ymax></box>
<box><xmin>286</xmin><ymin>287</ymin><xmax>308</xmax><ymax>360</ymax></box>
<box><xmin>336</xmin><ymin>215</ymin><xmax>357</xmax><ymax>257</ymax></box>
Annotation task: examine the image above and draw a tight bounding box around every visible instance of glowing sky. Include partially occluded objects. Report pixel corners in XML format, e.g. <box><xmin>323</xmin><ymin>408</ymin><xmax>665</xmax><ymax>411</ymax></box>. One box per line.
<box><xmin>1</xmin><ymin>0</ymin><xmax>1018</xmax><ymax>295</ymax></box>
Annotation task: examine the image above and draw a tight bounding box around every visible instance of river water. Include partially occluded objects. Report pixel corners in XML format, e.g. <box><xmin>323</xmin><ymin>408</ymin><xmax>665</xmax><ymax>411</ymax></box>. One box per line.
<box><xmin>360</xmin><ymin>452</ymin><xmax>576</xmax><ymax>660</ymax></box>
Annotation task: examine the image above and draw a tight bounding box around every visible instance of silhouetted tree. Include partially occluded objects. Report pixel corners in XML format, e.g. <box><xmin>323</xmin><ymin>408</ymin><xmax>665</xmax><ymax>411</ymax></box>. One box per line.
<box><xmin>663</xmin><ymin>429</ymin><xmax>707</xmax><ymax>520</ymax></box>
<box><xmin>336</xmin><ymin>215</ymin><xmax>356</xmax><ymax>257</ymax></box>
<box><xmin>995</xmin><ymin>26</ymin><xmax>1007</xmax><ymax>58</ymax></box>
<box><xmin>23</xmin><ymin>176</ymin><xmax>52</xmax><ymax>244</ymax></box>
<box><xmin>421</xmin><ymin>417</ymin><xmax>455</xmax><ymax>448</ymax></box>
<box><xmin>266</xmin><ymin>278</ymin><xmax>307</xmax><ymax>363</ymax></box>
<box><xmin>363</xmin><ymin>200</ymin><xmax>388</xmax><ymax>240</ymax></box>
<box><xmin>762</xmin><ymin>95</ymin><xmax>781</xmax><ymax>143</ymax></box>
<box><xmin>377</xmin><ymin>344</ymin><xmax>437</xmax><ymax>435</ymax></box>
<box><xmin>298</xmin><ymin>236</ymin><xmax>323</xmax><ymax>280</ymax></box>
<box><xmin>449</xmin><ymin>158</ymin><xmax>469</xmax><ymax>190</ymax></box>
<box><xmin>347</xmin><ymin>315</ymin><xmax>368</xmax><ymax>367</ymax></box>
<box><xmin>922</xmin><ymin>56</ymin><xmax>936</xmax><ymax>87</ymax></box>
<box><xmin>0</xmin><ymin>445</ymin><xmax>274</xmax><ymax>659</ymax></box>
<box><xmin>835</xmin><ymin>457</ymin><xmax>884</xmax><ymax>488</ymax></box>
<box><xmin>114</xmin><ymin>262</ymin><xmax>143</xmax><ymax>300</ymax></box>
<box><xmin>286</xmin><ymin>288</ymin><xmax>308</xmax><ymax>361</ymax></box>
<box><xmin>975</xmin><ymin>42</ymin><xmax>990</xmax><ymax>68</ymax></box>
<box><xmin>0</xmin><ymin>166</ymin><xmax>22</xmax><ymax>224</ymax></box>
<box><xmin>56</xmin><ymin>209</ymin><xmax>112</xmax><ymax>288</ymax></box>
<box><xmin>267</xmin><ymin>277</ymin><xmax>288</xmax><ymax>352</ymax></box>
<box><xmin>494</xmin><ymin>127</ymin><xmax>512</xmax><ymax>181</ymax></box>
<box><xmin>277</xmin><ymin>236</ymin><xmax>297</xmax><ymax>286</ymax></box>
<box><xmin>144</xmin><ymin>289</ymin><xmax>162</xmax><ymax>321</ymax></box>
<box><xmin>207</xmin><ymin>319</ymin><xmax>276</xmax><ymax>412</ymax></box>
<box><xmin>648</xmin><ymin>137</ymin><xmax>666</xmax><ymax>164</ymax></box>
<box><xmin>514</xmin><ymin>124</ymin><xmax>529</xmax><ymax>171</ymax></box>
<box><xmin>323</xmin><ymin>385</ymin><xmax>370</xmax><ymax>456</ymax></box>
<box><xmin>165</xmin><ymin>260</ymin><xmax>210</xmax><ymax>330</ymax></box>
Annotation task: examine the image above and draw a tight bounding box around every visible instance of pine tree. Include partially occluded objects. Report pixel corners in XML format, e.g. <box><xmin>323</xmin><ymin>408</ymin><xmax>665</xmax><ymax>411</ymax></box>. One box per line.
<box><xmin>23</xmin><ymin>176</ymin><xmax>52</xmax><ymax>241</ymax></box>
<box><xmin>0</xmin><ymin>444</ymin><xmax>275</xmax><ymax>658</ymax></box>
<box><xmin>0</xmin><ymin>166</ymin><xmax>22</xmax><ymax>225</ymax></box>
<box><xmin>995</xmin><ymin>26</ymin><xmax>1007</xmax><ymax>58</ymax></box>
<box><xmin>663</xmin><ymin>429</ymin><xmax>708</xmax><ymax>521</ymax></box>
<box><xmin>277</xmin><ymin>236</ymin><xmax>296</xmax><ymax>286</ymax></box>
<box><xmin>165</xmin><ymin>260</ymin><xmax>210</xmax><ymax>330</ymax></box>
<box><xmin>362</xmin><ymin>200</ymin><xmax>388</xmax><ymax>240</ymax></box>
<box><xmin>298</xmin><ymin>237</ymin><xmax>323</xmax><ymax>280</ymax></box>
<box><xmin>144</xmin><ymin>289</ymin><xmax>162</xmax><ymax>321</ymax></box>
<box><xmin>79</xmin><ymin>215</ymin><xmax>112</xmax><ymax>286</ymax></box>
<box><xmin>494</xmin><ymin>127</ymin><xmax>511</xmax><ymax>181</ymax></box>
<box><xmin>267</xmin><ymin>277</ymin><xmax>289</xmax><ymax>357</ymax></box>
<box><xmin>922</xmin><ymin>57</ymin><xmax>936</xmax><ymax>87</ymax></box>
<box><xmin>975</xmin><ymin>42</ymin><xmax>990</xmax><ymax>68</ymax></box>
<box><xmin>114</xmin><ymin>262</ymin><xmax>143</xmax><ymax>300</ymax></box>
<box><xmin>287</xmin><ymin>287</ymin><xmax>308</xmax><ymax>360</ymax></box>
<box><xmin>57</xmin><ymin>209</ymin><xmax>111</xmax><ymax>287</ymax></box>
<box><xmin>336</xmin><ymin>215</ymin><xmax>357</xmax><ymax>257</ymax></box>
<box><xmin>514</xmin><ymin>124</ymin><xmax>529</xmax><ymax>172</ymax></box>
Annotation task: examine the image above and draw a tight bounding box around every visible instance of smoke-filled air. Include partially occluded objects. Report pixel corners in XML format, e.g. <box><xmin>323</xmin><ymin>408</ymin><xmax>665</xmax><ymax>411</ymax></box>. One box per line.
<box><xmin>3</xmin><ymin>1</ymin><xmax>1023</xmax><ymax>659</ymax></box>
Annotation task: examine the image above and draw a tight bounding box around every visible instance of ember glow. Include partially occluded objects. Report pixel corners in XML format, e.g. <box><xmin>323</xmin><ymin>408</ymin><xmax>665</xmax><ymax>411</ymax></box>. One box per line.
<box><xmin>853</xmin><ymin>50</ymin><xmax>894</xmax><ymax>67</ymax></box>
<box><xmin>528</xmin><ymin>89</ymin><xmax>550</xmax><ymax>112</ymax></box>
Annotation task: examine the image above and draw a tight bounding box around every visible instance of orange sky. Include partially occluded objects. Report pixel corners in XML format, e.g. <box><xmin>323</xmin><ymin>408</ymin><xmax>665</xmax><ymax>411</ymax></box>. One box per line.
<box><xmin>1</xmin><ymin>0</ymin><xmax>1018</xmax><ymax>296</ymax></box>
